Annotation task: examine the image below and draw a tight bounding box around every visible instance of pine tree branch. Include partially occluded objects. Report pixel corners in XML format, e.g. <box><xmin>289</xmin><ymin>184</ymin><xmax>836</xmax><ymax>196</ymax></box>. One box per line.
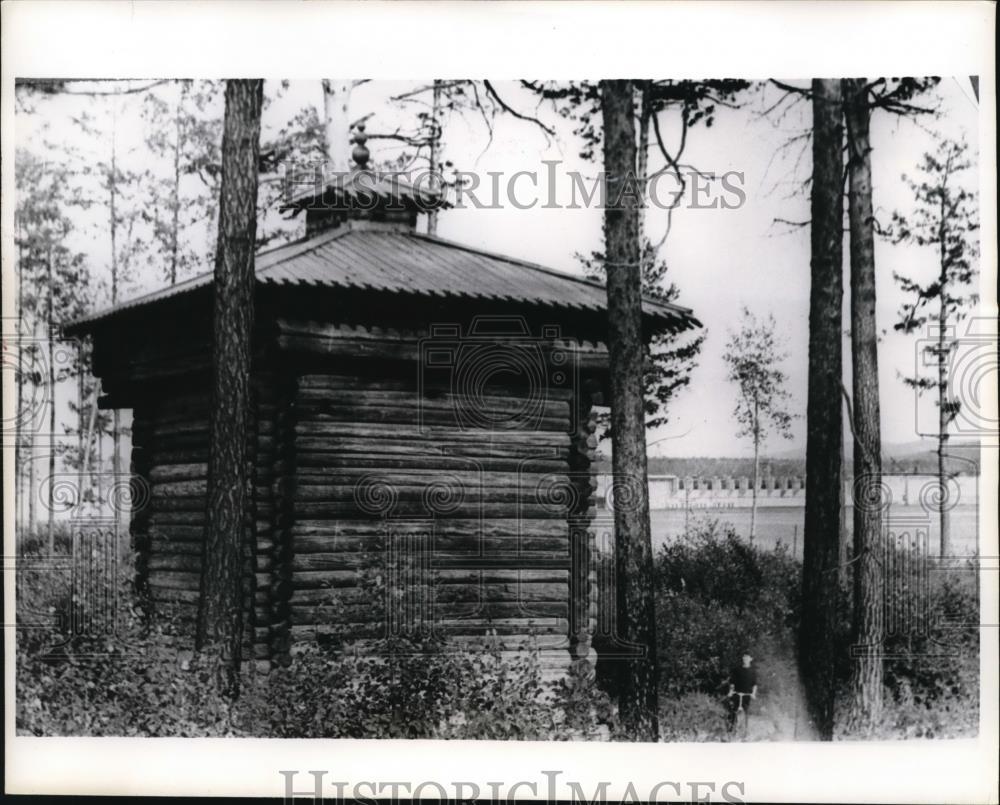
<box><xmin>482</xmin><ymin>80</ymin><xmax>555</xmax><ymax>137</ymax></box>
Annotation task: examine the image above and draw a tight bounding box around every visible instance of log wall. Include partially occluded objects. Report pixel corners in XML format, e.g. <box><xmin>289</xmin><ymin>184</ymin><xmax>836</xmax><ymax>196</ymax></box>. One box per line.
<box><xmin>284</xmin><ymin>367</ymin><xmax>600</xmax><ymax>673</ymax></box>
<box><xmin>132</xmin><ymin>384</ymin><xmax>272</xmax><ymax>667</ymax></box>
<box><xmin>124</xmin><ymin>321</ymin><xmax>604</xmax><ymax>676</ymax></box>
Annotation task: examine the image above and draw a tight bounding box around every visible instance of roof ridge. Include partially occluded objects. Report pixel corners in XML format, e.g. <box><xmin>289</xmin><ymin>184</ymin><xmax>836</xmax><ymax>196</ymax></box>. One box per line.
<box><xmin>255</xmin><ymin>223</ymin><xmax>353</xmax><ymax>272</ymax></box>
<box><xmin>408</xmin><ymin>231</ymin><xmax>693</xmax><ymax>317</ymax></box>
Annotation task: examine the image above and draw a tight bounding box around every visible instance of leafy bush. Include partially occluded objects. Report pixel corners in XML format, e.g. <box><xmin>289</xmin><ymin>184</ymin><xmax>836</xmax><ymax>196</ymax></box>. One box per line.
<box><xmin>18</xmin><ymin>584</ymin><xmax>618</xmax><ymax>740</ymax></box>
<box><xmin>16</xmin><ymin>523</ymin><xmax>617</xmax><ymax>739</ymax></box>
<box><xmin>15</xmin><ymin>519</ymin><xmax>979</xmax><ymax>741</ymax></box>
<box><xmin>658</xmin><ymin>692</ymin><xmax>730</xmax><ymax>741</ymax></box>
<box><xmin>836</xmin><ymin>550</ymin><xmax>980</xmax><ymax>740</ymax></box>
<box><xmin>651</xmin><ymin>518</ymin><xmax>800</xmax><ymax>698</ymax></box>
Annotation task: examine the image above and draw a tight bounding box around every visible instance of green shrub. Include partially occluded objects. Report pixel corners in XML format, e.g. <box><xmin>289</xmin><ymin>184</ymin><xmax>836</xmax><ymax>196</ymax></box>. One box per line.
<box><xmin>651</xmin><ymin>519</ymin><xmax>800</xmax><ymax>698</ymax></box>
<box><xmin>836</xmin><ymin>550</ymin><xmax>980</xmax><ymax>739</ymax></box>
<box><xmin>18</xmin><ymin>623</ymin><xmax>618</xmax><ymax>739</ymax></box>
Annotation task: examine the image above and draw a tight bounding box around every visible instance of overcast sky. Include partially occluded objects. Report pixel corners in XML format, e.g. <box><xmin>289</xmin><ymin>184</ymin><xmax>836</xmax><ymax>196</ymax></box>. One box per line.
<box><xmin>17</xmin><ymin>78</ymin><xmax>982</xmax><ymax>459</ymax></box>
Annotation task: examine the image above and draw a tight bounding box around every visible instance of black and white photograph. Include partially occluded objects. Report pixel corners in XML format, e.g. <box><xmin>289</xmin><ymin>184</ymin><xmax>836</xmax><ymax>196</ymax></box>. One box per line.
<box><xmin>3</xmin><ymin>2</ymin><xmax>997</xmax><ymax>802</ymax></box>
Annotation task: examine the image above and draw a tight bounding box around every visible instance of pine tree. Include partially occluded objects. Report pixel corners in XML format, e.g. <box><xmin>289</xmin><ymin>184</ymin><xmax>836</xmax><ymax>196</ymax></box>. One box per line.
<box><xmin>600</xmin><ymin>78</ymin><xmax>659</xmax><ymax>740</ymax></box>
<box><xmin>196</xmin><ymin>79</ymin><xmax>264</xmax><ymax>698</ymax></box>
<box><xmin>801</xmin><ymin>78</ymin><xmax>845</xmax><ymax>741</ymax></box>
<box><xmin>888</xmin><ymin>137</ymin><xmax>979</xmax><ymax>559</ymax></box>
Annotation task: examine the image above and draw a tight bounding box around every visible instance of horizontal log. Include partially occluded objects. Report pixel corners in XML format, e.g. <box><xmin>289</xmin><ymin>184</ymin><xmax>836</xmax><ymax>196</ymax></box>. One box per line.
<box><xmin>152</xmin><ymin>480</ymin><xmax>272</xmax><ymax>498</ymax></box>
<box><xmin>151</xmin><ymin>420</ymin><xmax>273</xmax><ymax>438</ymax></box>
<box><xmin>285</xmin><ymin>551</ymin><xmax>371</xmax><ymax>571</ymax></box>
<box><xmin>291</xmin><ymin>517</ymin><xmax>569</xmax><ymax>538</ymax></box>
<box><xmin>289</xmin><ymin>601</ymin><xmax>568</xmax><ymax>624</ymax></box>
<box><xmin>280</xmin><ymin>323</ymin><xmax>608</xmax><ymax>373</ymax></box>
<box><xmin>143</xmin><ymin>389</ymin><xmax>211</xmax><ymax>412</ymax></box>
<box><xmin>297</xmin><ymin>373</ymin><xmax>577</xmax><ymax>401</ymax></box>
<box><xmin>294</xmin><ymin>469</ymin><xmax>587</xmax><ymax>489</ymax></box>
<box><xmin>288</xmin><ymin>582</ymin><xmax>570</xmax><ymax>605</ymax></box>
<box><xmin>289</xmin><ymin>603</ymin><xmax>383</xmax><ymax>625</ymax></box>
<box><xmin>289</xmin><ymin>623</ymin><xmax>388</xmax><ymax>641</ymax></box>
<box><xmin>434</xmin><ymin>583</ymin><xmax>569</xmax><ymax>604</ymax></box>
<box><xmin>280</xmin><ymin>333</ymin><xmax>419</xmax><ymax>362</ymax></box>
<box><xmin>294</xmin><ymin>454</ymin><xmax>569</xmax><ymax>474</ymax></box>
<box><xmin>433</xmin><ymin>537</ymin><xmax>570</xmax><ymax>555</ymax></box>
<box><xmin>150</xmin><ymin>495</ymin><xmax>273</xmax><ymax>515</ymax></box>
<box><xmin>432</xmin><ymin>567</ymin><xmax>567</xmax><ymax>583</ymax></box>
<box><xmin>147</xmin><ymin>523</ymin><xmax>202</xmax><ymax>539</ymax></box>
<box><xmin>294</xmin><ymin>420</ymin><xmax>571</xmax><ymax>446</ymax></box>
<box><xmin>146</xmin><ymin>449</ymin><xmax>210</xmax><ymax>465</ymax></box>
<box><xmin>147</xmin><ymin>553</ymin><xmax>202</xmax><ymax>572</ymax></box>
<box><xmin>297</xmin><ymin>406</ymin><xmax>571</xmax><ymax>433</ymax></box>
<box><xmin>290</xmin><ymin>586</ymin><xmax>383</xmax><ymax>605</ymax></box>
<box><xmin>286</xmin><ymin>562</ymin><xmax>572</xmax><ymax>586</ymax></box>
<box><xmin>292</xmin><ymin>502</ymin><xmax>572</xmax><ymax>519</ymax></box>
<box><xmin>293</xmin><ymin>485</ymin><xmax>579</xmax><ymax>509</ymax></box>
<box><xmin>147</xmin><ymin>570</ymin><xmax>201</xmax><ymax>591</ymax></box>
<box><xmin>152</xmin><ymin>401</ymin><xmax>276</xmax><ymax>427</ymax></box>
<box><xmin>148</xmin><ymin>512</ymin><xmax>206</xmax><ymax>526</ymax></box>
<box><xmin>295</xmin><ymin>387</ymin><xmax>571</xmax><ymax>419</ymax></box>
<box><xmin>290</xmin><ymin>535</ymin><xmax>569</xmax><ymax>558</ymax></box>
<box><xmin>148</xmin><ymin>463</ymin><xmax>209</xmax><ymax>482</ymax></box>
<box><xmin>149</xmin><ymin>584</ymin><xmax>201</xmax><ymax>605</ymax></box>
<box><xmin>147</xmin><ymin>516</ymin><xmax>268</xmax><ymax>534</ymax></box>
<box><xmin>296</xmin><ymin>438</ymin><xmax>567</xmax><ymax>460</ymax></box>
<box><xmin>286</xmin><ymin>568</ymin><xmax>362</xmax><ymax>587</ymax></box>
<box><xmin>148</xmin><ymin>539</ymin><xmax>203</xmax><ymax>556</ymax></box>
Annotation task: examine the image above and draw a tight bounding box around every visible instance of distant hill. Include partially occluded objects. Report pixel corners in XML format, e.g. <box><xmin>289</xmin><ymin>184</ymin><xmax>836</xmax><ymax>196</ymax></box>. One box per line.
<box><xmin>594</xmin><ymin>441</ymin><xmax>980</xmax><ymax>478</ymax></box>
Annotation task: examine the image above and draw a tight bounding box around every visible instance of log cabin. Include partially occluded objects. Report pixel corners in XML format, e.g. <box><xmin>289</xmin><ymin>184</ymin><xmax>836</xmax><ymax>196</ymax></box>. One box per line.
<box><xmin>65</xmin><ymin>133</ymin><xmax>700</xmax><ymax>676</ymax></box>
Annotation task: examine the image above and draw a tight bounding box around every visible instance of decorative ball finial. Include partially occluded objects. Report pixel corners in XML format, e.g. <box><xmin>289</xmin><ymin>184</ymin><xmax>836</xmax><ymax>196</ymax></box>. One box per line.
<box><xmin>351</xmin><ymin>123</ymin><xmax>370</xmax><ymax>169</ymax></box>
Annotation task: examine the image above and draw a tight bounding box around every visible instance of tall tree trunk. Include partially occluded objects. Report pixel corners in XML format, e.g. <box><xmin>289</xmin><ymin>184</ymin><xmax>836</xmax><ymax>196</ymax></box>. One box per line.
<box><xmin>801</xmin><ymin>78</ymin><xmax>845</xmax><ymax>741</ymax></box>
<box><xmin>77</xmin><ymin>345</ymin><xmax>85</xmax><ymax>492</ymax></box>
<box><xmin>196</xmin><ymin>79</ymin><xmax>263</xmax><ymax>698</ymax></box>
<box><xmin>46</xmin><ymin>246</ymin><xmax>56</xmax><ymax>552</ymax></box>
<box><xmin>109</xmin><ymin>103</ymin><xmax>122</xmax><ymax>533</ymax></box>
<box><xmin>600</xmin><ymin>79</ymin><xmax>659</xmax><ymax>741</ymax></box>
<box><xmin>81</xmin><ymin>382</ymin><xmax>99</xmax><ymax>501</ymax></box>
<box><xmin>28</xmin><ymin>313</ymin><xmax>38</xmax><ymax>537</ymax></box>
<box><xmin>636</xmin><ymin>81</ymin><xmax>652</xmax><ymax>254</ymax></box>
<box><xmin>16</xmin><ymin>219</ymin><xmax>26</xmax><ymax>537</ymax></box>
<box><xmin>322</xmin><ymin>79</ymin><xmax>353</xmax><ymax>174</ymax></box>
<box><xmin>844</xmin><ymin>77</ymin><xmax>883</xmax><ymax>732</ymax></box>
<box><xmin>750</xmin><ymin>405</ymin><xmax>759</xmax><ymax>546</ymax></box>
<box><xmin>937</xmin><ymin>193</ymin><xmax>951</xmax><ymax>559</ymax></box>
<box><xmin>96</xmin><ymin>417</ymin><xmax>104</xmax><ymax>506</ymax></box>
<box><xmin>427</xmin><ymin>79</ymin><xmax>442</xmax><ymax>237</ymax></box>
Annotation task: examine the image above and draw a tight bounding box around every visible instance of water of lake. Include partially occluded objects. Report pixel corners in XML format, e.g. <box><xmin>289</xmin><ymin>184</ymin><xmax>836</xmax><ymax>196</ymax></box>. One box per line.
<box><xmin>647</xmin><ymin>505</ymin><xmax>982</xmax><ymax>558</ymax></box>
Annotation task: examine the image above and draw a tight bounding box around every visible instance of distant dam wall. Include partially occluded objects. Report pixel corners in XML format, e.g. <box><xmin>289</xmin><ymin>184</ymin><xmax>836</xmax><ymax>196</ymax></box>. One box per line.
<box><xmin>595</xmin><ymin>473</ymin><xmax>978</xmax><ymax>511</ymax></box>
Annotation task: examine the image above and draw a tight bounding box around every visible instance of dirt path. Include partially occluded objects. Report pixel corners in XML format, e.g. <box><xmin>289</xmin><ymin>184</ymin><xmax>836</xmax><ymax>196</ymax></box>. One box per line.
<box><xmin>745</xmin><ymin>637</ymin><xmax>820</xmax><ymax>741</ymax></box>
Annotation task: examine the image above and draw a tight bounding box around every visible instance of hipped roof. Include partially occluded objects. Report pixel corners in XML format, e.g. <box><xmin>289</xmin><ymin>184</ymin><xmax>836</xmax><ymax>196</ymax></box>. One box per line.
<box><xmin>66</xmin><ymin>224</ymin><xmax>700</xmax><ymax>335</ymax></box>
